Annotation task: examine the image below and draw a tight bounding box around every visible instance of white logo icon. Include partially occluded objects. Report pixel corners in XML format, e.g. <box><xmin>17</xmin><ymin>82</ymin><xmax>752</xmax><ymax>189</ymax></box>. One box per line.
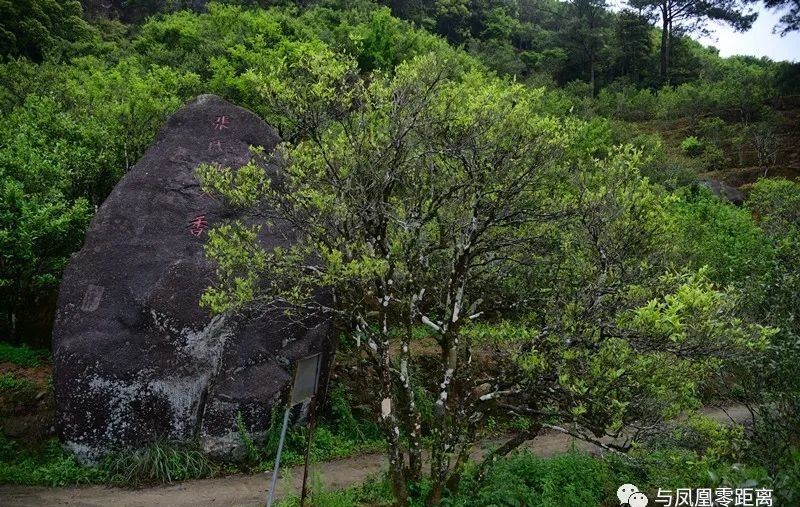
<box><xmin>617</xmin><ymin>484</ymin><xmax>648</xmax><ymax>506</ymax></box>
<box><xmin>629</xmin><ymin>492</ymin><xmax>649</xmax><ymax>507</ymax></box>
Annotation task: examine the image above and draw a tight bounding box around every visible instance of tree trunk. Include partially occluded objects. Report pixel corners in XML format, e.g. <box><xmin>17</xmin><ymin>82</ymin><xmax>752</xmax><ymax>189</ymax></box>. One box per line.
<box><xmin>383</xmin><ymin>393</ymin><xmax>409</xmax><ymax>506</ymax></box>
<box><xmin>378</xmin><ymin>308</ymin><xmax>409</xmax><ymax>506</ymax></box>
<box><xmin>10</xmin><ymin>310</ymin><xmax>16</xmax><ymax>340</ymax></box>
<box><xmin>659</xmin><ymin>10</ymin><xmax>669</xmax><ymax>83</ymax></box>
<box><xmin>389</xmin><ymin>447</ymin><xmax>409</xmax><ymax>507</ymax></box>
<box><xmin>426</xmin><ymin>334</ymin><xmax>460</xmax><ymax>506</ymax></box>
<box><xmin>398</xmin><ymin>320</ymin><xmax>423</xmax><ymax>483</ymax></box>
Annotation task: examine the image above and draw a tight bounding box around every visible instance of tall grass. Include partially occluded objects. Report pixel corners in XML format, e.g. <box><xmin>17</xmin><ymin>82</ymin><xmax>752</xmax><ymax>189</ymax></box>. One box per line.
<box><xmin>102</xmin><ymin>441</ymin><xmax>218</xmax><ymax>487</ymax></box>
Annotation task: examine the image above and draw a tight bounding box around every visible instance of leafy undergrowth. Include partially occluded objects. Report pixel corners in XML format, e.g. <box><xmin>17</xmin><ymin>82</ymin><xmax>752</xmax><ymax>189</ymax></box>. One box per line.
<box><xmin>0</xmin><ymin>343</ymin><xmax>52</xmax><ymax>415</ymax></box>
<box><xmin>0</xmin><ymin>372</ymin><xmax>36</xmax><ymax>392</ymax></box>
<box><xmin>0</xmin><ymin>437</ymin><xmax>217</xmax><ymax>487</ymax></box>
<box><xmin>0</xmin><ymin>421</ymin><xmax>383</xmax><ymax>489</ymax></box>
<box><xmin>0</xmin><ymin>435</ymin><xmax>105</xmax><ymax>487</ymax></box>
<box><xmin>275</xmin><ymin>472</ymin><xmax>393</xmax><ymax>507</ymax></box>
<box><xmin>273</xmin><ymin>451</ymin><xmax>651</xmax><ymax>507</ymax></box>
<box><xmin>0</xmin><ymin>343</ymin><xmax>49</xmax><ymax>367</ymax></box>
<box><xmin>275</xmin><ymin>448</ymin><xmax>783</xmax><ymax>507</ymax></box>
<box><xmin>237</xmin><ymin>385</ymin><xmax>385</xmax><ymax>474</ymax></box>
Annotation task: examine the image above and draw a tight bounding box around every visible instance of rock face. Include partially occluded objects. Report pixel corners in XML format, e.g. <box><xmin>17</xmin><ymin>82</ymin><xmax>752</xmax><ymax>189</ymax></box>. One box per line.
<box><xmin>52</xmin><ymin>94</ymin><xmax>332</xmax><ymax>462</ymax></box>
<box><xmin>700</xmin><ymin>179</ymin><xmax>745</xmax><ymax>206</ymax></box>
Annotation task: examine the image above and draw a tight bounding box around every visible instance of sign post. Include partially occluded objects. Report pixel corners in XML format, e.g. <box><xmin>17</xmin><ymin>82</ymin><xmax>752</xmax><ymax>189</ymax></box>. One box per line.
<box><xmin>298</xmin><ymin>394</ymin><xmax>319</xmax><ymax>507</ymax></box>
<box><xmin>265</xmin><ymin>353</ymin><xmax>323</xmax><ymax>507</ymax></box>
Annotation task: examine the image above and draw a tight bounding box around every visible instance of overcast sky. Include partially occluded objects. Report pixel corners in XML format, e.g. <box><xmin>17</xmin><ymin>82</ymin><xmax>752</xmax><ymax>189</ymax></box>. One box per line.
<box><xmin>607</xmin><ymin>1</ymin><xmax>800</xmax><ymax>62</ymax></box>
<box><xmin>695</xmin><ymin>6</ymin><xmax>800</xmax><ymax>62</ymax></box>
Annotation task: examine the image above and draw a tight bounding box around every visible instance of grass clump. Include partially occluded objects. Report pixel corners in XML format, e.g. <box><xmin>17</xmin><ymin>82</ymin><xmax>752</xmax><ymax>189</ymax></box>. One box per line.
<box><xmin>0</xmin><ymin>435</ymin><xmax>218</xmax><ymax>487</ymax></box>
<box><xmin>0</xmin><ymin>343</ymin><xmax>49</xmax><ymax>367</ymax></box>
<box><xmin>102</xmin><ymin>440</ymin><xmax>218</xmax><ymax>487</ymax></box>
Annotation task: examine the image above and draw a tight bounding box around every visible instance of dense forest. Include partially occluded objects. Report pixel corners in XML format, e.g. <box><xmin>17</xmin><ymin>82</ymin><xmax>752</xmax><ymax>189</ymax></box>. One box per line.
<box><xmin>1</xmin><ymin>0</ymin><xmax>799</xmax><ymax>506</ymax></box>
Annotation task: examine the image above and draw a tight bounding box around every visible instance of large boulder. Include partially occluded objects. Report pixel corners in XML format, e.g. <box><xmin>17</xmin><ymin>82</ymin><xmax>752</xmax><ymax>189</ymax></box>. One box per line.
<box><xmin>700</xmin><ymin>178</ymin><xmax>745</xmax><ymax>206</ymax></box>
<box><xmin>52</xmin><ymin>94</ymin><xmax>332</xmax><ymax>462</ymax></box>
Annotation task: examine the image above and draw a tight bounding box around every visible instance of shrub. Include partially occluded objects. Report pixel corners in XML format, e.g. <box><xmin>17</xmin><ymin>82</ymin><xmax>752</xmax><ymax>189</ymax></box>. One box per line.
<box><xmin>681</xmin><ymin>136</ymin><xmax>704</xmax><ymax>157</ymax></box>
<box><xmin>640</xmin><ymin>159</ymin><xmax>697</xmax><ymax>190</ymax></box>
<box><xmin>595</xmin><ymin>83</ymin><xmax>658</xmax><ymax>120</ymax></box>
<box><xmin>276</xmin><ymin>473</ymin><xmax>392</xmax><ymax>507</ymax></box>
<box><xmin>698</xmin><ymin>143</ymin><xmax>729</xmax><ymax>171</ymax></box>
<box><xmin>771</xmin><ymin>448</ymin><xmax>800</xmax><ymax>505</ymax></box>
<box><xmin>667</xmin><ymin>188</ymin><xmax>773</xmax><ymax>288</ymax></box>
<box><xmin>0</xmin><ymin>0</ymin><xmax>97</xmax><ymax>61</ymax></box>
<box><xmin>0</xmin><ymin>57</ymin><xmax>200</xmax><ymax>340</ymax></box>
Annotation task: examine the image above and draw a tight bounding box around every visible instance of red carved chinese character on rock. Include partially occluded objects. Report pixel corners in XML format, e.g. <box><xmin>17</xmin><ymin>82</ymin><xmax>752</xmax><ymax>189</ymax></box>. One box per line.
<box><xmin>208</xmin><ymin>139</ymin><xmax>224</xmax><ymax>153</ymax></box>
<box><xmin>188</xmin><ymin>215</ymin><xmax>208</xmax><ymax>236</ymax></box>
<box><xmin>213</xmin><ymin>116</ymin><xmax>231</xmax><ymax>130</ymax></box>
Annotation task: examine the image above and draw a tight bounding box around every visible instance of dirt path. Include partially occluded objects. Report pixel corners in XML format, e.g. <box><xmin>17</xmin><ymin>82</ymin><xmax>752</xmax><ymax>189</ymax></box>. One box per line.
<box><xmin>0</xmin><ymin>406</ymin><xmax>749</xmax><ymax>507</ymax></box>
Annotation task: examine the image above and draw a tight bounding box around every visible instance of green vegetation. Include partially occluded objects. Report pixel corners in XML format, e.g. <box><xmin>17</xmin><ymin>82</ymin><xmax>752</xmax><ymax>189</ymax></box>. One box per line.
<box><xmin>0</xmin><ymin>435</ymin><xmax>105</xmax><ymax>487</ymax></box>
<box><xmin>0</xmin><ymin>0</ymin><xmax>96</xmax><ymax>61</ymax></box>
<box><xmin>0</xmin><ymin>342</ymin><xmax>49</xmax><ymax>367</ymax></box>
<box><xmin>1</xmin><ymin>436</ymin><xmax>215</xmax><ymax>487</ymax></box>
<box><xmin>275</xmin><ymin>445</ymin><xmax>777</xmax><ymax>506</ymax></box>
<box><xmin>0</xmin><ymin>0</ymin><xmax>798</xmax><ymax>503</ymax></box>
<box><xmin>1</xmin><ymin>1</ymin><xmax>797</xmax><ymax>340</ymax></box>
<box><xmin>196</xmin><ymin>36</ymin><xmax>793</xmax><ymax>503</ymax></box>
<box><xmin>103</xmin><ymin>441</ymin><xmax>218</xmax><ymax>487</ymax></box>
<box><xmin>667</xmin><ymin>189</ymin><xmax>773</xmax><ymax>287</ymax></box>
<box><xmin>0</xmin><ymin>372</ymin><xmax>35</xmax><ymax>392</ymax></box>
<box><xmin>0</xmin><ymin>382</ymin><xmax>383</xmax><ymax>487</ymax></box>
<box><xmin>239</xmin><ymin>386</ymin><xmax>384</xmax><ymax>471</ymax></box>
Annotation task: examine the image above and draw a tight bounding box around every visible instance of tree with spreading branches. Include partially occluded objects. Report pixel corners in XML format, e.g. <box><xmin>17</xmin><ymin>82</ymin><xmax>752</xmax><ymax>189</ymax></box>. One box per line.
<box><xmin>627</xmin><ymin>0</ymin><xmax>757</xmax><ymax>82</ymax></box>
<box><xmin>198</xmin><ymin>49</ymin><xmax>772</xmax><ymax>505</ymax></box>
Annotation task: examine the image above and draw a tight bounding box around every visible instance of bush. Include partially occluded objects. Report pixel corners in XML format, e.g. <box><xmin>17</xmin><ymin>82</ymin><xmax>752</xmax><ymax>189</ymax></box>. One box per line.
<box><xmin>741</xmin><ymin>179</ymin><xmax>800</xmax><ymax>504</ymax></box>
<box><xmin>667</xmin><ymin>188</ymin><xmax>773</xmax><ymax>288</ymax></box>
<box><xmin>681</xmin><ymin>136</ymin><xmax>704</xmax><ymax>157</ymax></box>
<box><xmin>679</xmin><ymin>121</ymin><xmax>732</xmax><ymax>171</ymax></box>
<box><xmin>595</xmin><ymin>83</ymin><xmax>658</xmax><ymax>120</ymax></box>
<box><xmin>0</xmin><ymin>0</ymin><xmax>97</xmax><ymax>61</ymax></box>
<box><xmin>275</xmin><ymin>473</ymin><xmax>393</xmax><ymax>507</ymax></box>
<box><xmin>0</xmin><ymin>56</ymin><xmax>200</xmax><ymax>339</ymax></box>
<box><xmin>640</xmin><ymin>159</ymin><xmax>697</xmax><ymax>190</ymax></box>
<box><xmin>698</xmin><ymin>143</ymin><xmax>729</xmax><ymax>171</ymax></box>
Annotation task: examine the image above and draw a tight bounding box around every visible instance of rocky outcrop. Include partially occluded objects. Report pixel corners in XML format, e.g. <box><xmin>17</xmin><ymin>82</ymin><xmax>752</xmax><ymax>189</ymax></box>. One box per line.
<box><xmin>700</xmin><ymin>179</ymin><xmax>745</xmax><ymax>206</ymax></box>
<box><xmin>52</xmin><ymin>94</ymin><xmax>332</xmax><ymax>462</ymax></box>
